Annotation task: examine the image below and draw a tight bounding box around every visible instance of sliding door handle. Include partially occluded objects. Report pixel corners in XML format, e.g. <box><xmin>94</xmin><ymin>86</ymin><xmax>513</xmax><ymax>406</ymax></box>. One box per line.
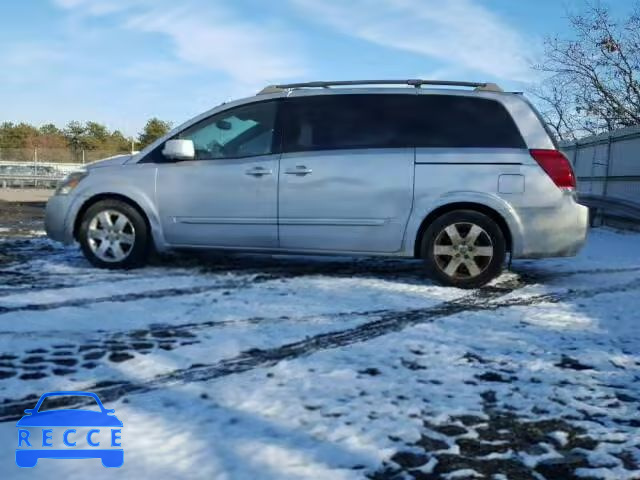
<box><xmin>245</xmin><ymin>167</ymin><xmax>272</xmax><ymax>177</ymax></box>
<box><xmin>284</xmin><ymin>165</ymin><xmax>313</xmax><ymax>176</ymax></box>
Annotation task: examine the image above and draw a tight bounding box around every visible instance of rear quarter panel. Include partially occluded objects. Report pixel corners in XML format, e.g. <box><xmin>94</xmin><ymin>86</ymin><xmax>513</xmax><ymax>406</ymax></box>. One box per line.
<box><xmin>402</xmin><ymin>92</ymin><xmax>575</xmax><ymax>259</ymax></box>
<box><xmin>404</xmin><ymin>149</ymin><xmax>534</xmax><ymax>257</ymax></box>
<box><xmin>404</xmin><ymin>148</ymin><xmax>584</xmax><ymax>258</ymax></box>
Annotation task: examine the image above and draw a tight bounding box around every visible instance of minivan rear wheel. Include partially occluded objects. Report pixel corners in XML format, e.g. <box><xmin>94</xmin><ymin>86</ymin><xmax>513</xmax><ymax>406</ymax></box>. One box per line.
<box><xmin>78</xmin><ymin>199</ymin><xmax>150</xmax><ymax>269</ymax></box>
<box><xmin>422</xmin><ymin>210</ymin><xmax>506</xmax><ymax>289</ymax></box>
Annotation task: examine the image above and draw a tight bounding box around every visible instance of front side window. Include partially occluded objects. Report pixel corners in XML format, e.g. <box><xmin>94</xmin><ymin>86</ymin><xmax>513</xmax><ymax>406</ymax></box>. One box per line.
<box><xmin>178</xmin><ymin>101</ymin><xmax>277</xmax><ymax>160</ymax></box>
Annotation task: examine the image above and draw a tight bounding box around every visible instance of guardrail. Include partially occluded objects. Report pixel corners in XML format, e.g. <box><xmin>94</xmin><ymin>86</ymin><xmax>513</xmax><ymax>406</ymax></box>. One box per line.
<box><xmin>578</xmin><ymin>194</ymin><xmax>640</xmax><ymax>227</ymax></box>
<box><xmin>0</xmin><ymin>161</ymin><xmax>85</xmax><ymax>189</ymax></box>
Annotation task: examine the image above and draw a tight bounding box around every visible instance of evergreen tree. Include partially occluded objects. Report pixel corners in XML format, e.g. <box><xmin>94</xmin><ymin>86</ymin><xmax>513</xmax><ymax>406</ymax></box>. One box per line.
<box><xmin>84</xmin><ymin>122</ymin><xmax>110</xmax><ymax>150</ymax></box>
<box><xmin>109</xmin><ymin>130</ymin><xmax>132</xmax><ymax>153</ymax></box>
<box><xmin>63</xmin><ymin>121</ymin><xmax>88</xmax><ymax>152</ymax></box>
<box><xmin>137</xmin><ymin>118</ymin><xmax>172</xmax><ymax>148</ymax></box>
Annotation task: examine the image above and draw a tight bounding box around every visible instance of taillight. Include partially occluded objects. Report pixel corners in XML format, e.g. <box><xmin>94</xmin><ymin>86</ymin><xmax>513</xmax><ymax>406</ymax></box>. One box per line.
<box><xmin>530</xmin><ymin>149</ymin><xmax>576</xmax><ymax>190</ymax></box>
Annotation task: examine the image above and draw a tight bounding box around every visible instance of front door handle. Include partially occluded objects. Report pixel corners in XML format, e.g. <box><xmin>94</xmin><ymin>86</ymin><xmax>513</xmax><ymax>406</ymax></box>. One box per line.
<box><xmin>246</xmin><ymin>166</ymin><xmax>273</xmax><ymax>177</ymax></box>
<box><xmin>284</xmin><ymin>165</ymin><xmax>313</xmax><ymax>176</ymax></box>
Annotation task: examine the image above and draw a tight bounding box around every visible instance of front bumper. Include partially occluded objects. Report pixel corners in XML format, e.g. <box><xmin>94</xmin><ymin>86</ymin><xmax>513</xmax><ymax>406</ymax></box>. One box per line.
<box><xmin>515</xmin><ymin>197</ymin><xmax>589</xmax><ymax>259</ymax></box>
<box><xmin>16</xmin><ymin>448</ymin><xmax>124</xmax><ymax>468</ymax></box>
<box><xmin>44</xmin><ymin>194</ymin><xmax>76</xmax><ymax>244</ymax></box>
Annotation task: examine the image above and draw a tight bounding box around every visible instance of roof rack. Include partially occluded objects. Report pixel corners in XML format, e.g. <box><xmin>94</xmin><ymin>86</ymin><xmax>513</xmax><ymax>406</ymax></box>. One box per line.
<box><xmin>257</xmin><ymin>79</ymin><xmax>503</xmax><ymax>95</ymax></box>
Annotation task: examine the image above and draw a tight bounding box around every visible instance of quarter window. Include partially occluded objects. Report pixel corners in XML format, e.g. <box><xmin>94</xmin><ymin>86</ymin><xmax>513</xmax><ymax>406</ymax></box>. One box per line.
<box><xmin>178</xmin><ymin>101</ymin><xmax>277</xmax><ymax>160</ymax></box>
<box><xmin>406</xmin><ymin>95</ymin><xmax>526</xmax><ymax>149</ymax></box>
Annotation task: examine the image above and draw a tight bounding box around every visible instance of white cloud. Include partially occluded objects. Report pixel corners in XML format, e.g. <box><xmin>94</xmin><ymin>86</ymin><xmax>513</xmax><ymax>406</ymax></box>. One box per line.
<box><xmin>53</xmin><ymin>0</ymin><xmax>133</xmax><ymax>15</ymax></box>
<box><xmin>290</xmin><ymin>0</ymin><xmax>533</xmax><ymax>82</ymax></box>
<box><xmin>52</xmin><ymin>0</ymin><xmax>307</xmax><ymax>85</ymax></box>
<box><xmin>126</xmin><ymin>5</ymin><xmax>306</xmax><ymax>82</ymax></box>
<box><xmin>1</xmin><ymin>43</ymin><xmax>68</xmax><ymax>68</ymax></box>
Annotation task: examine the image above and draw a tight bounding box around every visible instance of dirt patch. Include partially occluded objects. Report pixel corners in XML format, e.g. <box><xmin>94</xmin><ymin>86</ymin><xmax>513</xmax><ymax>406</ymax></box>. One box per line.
<box><xmin>0</xmin><ymin>189</ymin><xmax>53</xmax><ymax>203</ymax></box>
<box><xmin>0</xmin><ymin>199</ymin><xmax>46</xmax><ymax>240</ymax></box>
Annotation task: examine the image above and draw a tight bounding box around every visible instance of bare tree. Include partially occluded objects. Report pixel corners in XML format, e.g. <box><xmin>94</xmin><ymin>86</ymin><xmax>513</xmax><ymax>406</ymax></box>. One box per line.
<box><xmin>533</xmin><ymin>1</ymin><xmax>640</xmax><ymax>141</ymax></box>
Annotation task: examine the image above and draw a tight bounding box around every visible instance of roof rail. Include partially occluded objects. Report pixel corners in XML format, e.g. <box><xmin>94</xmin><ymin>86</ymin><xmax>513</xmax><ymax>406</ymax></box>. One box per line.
<box><xmin>257</xmin><ymin>79</ymin><xmax>503</xmax><ymax>95</ymax></box>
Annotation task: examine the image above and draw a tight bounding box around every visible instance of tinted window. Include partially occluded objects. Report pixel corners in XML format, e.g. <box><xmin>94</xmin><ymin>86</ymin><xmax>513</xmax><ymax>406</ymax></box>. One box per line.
<box><xmin>407</xmin><ymin>95</ymin><xmax>526</xmax><ymax>149</ymax></box>
<box><xmin>177</xmin><ymin>101</ymin><xmax>277</xmax><ymax>160</ymax></box>
<box><xmin>282</xmin><ymin>95</ymin><xmax>408</xmax><ymax>152</ymax></box>
<box><xmin>281</xmin><ymin>94</ymin><xmax>525</xmax><ymax>153</ymax></box>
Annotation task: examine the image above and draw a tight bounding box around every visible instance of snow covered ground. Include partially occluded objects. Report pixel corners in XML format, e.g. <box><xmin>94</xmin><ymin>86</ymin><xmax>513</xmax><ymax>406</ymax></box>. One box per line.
<box><xmin>0</xmin><ymin>222</ymin><xmax>639</xmax><ymax>479</ymax></box>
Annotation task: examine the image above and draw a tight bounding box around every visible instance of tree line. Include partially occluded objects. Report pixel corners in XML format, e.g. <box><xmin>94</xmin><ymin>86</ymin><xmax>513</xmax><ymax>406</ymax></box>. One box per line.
<box><xmin>0</xmin><ymin>118</ymin><xmax>172</xmax><ymax>162</ymax></box>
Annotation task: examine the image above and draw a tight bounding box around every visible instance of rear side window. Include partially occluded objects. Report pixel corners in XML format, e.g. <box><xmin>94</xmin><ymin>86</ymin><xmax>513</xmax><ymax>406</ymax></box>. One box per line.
<box><xmin>408</xmin><ymin>95</ymin><xmax>526</xmax><ymax>149</ymax></box>
<box><xmin>281</xmin><ymin>94</ymin><xmax>525</xmax><ymax>153</ymax></box>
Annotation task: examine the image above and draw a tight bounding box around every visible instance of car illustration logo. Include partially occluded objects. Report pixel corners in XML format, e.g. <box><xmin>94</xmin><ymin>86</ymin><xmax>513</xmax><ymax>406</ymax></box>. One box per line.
<box><xmin>15</xmin><ymin>391</ymin><xmax>123</xmax><ymax>468</ymax></box>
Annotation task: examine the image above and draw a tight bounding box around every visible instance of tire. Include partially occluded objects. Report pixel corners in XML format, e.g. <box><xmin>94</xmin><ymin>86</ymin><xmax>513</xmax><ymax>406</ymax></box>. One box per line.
<box><xmin>78</xmin><ymin>199</ymin><xmax>150</xmax><ymax>269</ymax></box>
<box><xmin>101</xmin><ymin>450</ymin><xmax>124</xmax><ymax>468</ymax></box>
<box><xmin>421</xmin><ymin>210</ymin><xmax>506</xmax><ymax>289</ymax></box>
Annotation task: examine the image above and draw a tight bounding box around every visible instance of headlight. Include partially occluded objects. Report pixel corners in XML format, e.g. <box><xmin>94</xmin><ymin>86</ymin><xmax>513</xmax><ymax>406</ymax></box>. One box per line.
<box><xmin>55</xmin><ymin>171</ymin><xmax>88</xmax><ymax>195</ymax></box>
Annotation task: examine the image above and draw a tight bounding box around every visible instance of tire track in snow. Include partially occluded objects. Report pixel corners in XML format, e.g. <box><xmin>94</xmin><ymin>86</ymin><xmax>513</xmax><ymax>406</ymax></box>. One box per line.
<box><xmin>3</xmin><ymin>277</ymin><xmax>638</xmax><ymax>423</ymax></box>
<box><xmin>0</xmin><ymin>280</ymin><xmax>519</xmax><ymax>421</ymax></box>
<box><xmin>0</xmin><ymin>276</ymin><xmax>277</xmax><ymax>315</ymax></box>
<box><xmin>162</xmin><ymin>277</ymin><xmax>640</xmax><ymax>384</ymax></box>
<box><xmin>0</xmin><ymin>257</ymin><xmax>427</xmax><ymax>296</ymax></box>
<box><xmin>2</xmin><ymin>263</ymin><xmax>639</xmax><ymax>316</ymax></box>
<box><xmin>0</xmin><ymin>269</ymin><xmax>215</xmax><ymax>296</ymax></box>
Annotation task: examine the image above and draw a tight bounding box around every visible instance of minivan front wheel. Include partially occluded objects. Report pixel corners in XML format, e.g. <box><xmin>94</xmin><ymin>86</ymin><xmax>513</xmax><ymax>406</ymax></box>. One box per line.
<box><xmin>422</xmin><ymin>210</ymin><xmax>506</xmax><ymax>289</ymax></box>
<box><xmin>78</xmin><ymin>199</ymin><xmax>150</xmax><ymax>269</ymax></box>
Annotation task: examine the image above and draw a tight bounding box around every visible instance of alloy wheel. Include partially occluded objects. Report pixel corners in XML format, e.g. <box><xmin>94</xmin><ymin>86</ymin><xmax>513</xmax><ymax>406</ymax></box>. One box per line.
<box><xmin>87</xmin><ymin>210</ymin><xmax>136</xmax><ymax>263</ymax></box>
<box><xmin>433</xmin><ymin>222</ymin><xmax>494</xmax><ymax>279</ymax></box>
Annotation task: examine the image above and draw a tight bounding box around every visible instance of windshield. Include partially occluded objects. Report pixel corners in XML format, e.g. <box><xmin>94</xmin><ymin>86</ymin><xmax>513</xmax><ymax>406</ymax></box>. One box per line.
<box><xmin>37</xmin><ymin>395</ymin><xmax>101</xmax><ymax>413</ymax></box>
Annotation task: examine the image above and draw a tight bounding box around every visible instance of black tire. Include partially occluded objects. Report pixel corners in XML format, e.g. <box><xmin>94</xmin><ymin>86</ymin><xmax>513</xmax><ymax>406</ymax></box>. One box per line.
<box><xmin>78</xmin><ymin>199</ymin><xmax>150</xmax><ymax>269</ymax></box>
<box><xmin>421</xmin><ymin>210</ymin><xmax>506</xmax><ymax>289</ymax></box>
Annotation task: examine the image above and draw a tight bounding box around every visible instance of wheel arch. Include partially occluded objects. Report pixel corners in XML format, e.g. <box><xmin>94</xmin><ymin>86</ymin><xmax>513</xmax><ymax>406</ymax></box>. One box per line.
<box><xmin>413</xmin><ymin>202</ymin><xmax>513</xmax><ymax>258</ymax></box>
<box><xmin>73</xmin><ymin>193</ymin><xmax>152</xmax><ymax>241</ymax></box>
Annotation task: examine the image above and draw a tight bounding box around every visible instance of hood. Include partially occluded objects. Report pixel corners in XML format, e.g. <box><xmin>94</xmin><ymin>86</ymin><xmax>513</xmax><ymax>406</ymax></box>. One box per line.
<box><xmin>85</xmin><ymin>154</ymin><xmax>133</xmax><ymax>170</ymax></box>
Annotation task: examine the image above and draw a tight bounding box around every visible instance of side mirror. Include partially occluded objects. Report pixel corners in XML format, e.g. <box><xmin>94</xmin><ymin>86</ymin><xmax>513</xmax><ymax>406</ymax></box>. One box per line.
<box><xmin>162</xmin><ymin>139</ymin><xmax>195</xmax><ymax>161</ymax></box>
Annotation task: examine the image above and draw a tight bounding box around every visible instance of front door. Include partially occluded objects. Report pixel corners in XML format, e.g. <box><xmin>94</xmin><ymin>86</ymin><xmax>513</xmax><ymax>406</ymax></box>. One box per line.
<box><xmin>278</xmin><ymin>94</ymin><xmax>415</xmax><ymax>253</ymax></box>
<box><xmin>155</xmin><ymin>100</ymin><xmax>280</xmax><ymax>248</ymax></box>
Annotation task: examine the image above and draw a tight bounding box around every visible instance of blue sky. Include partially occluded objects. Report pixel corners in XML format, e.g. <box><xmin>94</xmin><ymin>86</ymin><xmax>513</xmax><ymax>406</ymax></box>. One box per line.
<box><xmin>0</xmin><ymin>0</ymin><xmax>634</xmax><ymax>136</ymax></box>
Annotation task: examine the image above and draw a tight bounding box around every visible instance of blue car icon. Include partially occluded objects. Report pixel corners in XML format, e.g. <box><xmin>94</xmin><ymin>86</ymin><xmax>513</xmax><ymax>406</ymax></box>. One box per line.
<box><xmin>16</xmin><ymin>391</ymin><xmax>123</xmax><ymax>468</ymax></box>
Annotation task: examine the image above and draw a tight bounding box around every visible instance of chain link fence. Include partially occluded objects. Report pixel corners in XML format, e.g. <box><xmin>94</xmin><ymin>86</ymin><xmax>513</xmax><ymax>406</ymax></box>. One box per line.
<box><xmin>0</xmin><ymin>147</ymin><xmax>128</xmax><ymax>164</ymax></box>
<box><xmin>0</xmin><ymin>148</ymin><xmax>129</xmax><ymax>189</ymax></box>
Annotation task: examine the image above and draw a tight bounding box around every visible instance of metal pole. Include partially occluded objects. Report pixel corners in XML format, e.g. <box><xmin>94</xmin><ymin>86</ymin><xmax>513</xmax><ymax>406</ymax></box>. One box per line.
<box><xmin>82</xmin><ymin>149</ymin><xmax>85</xmax><ymax>165</ymax></box>
<box><xmin>603</xmin><ymin>133</ymin><xmax>613</xmax><ymax>199</ymax></box>
<box><xmin>34</xmin><ymin>147</ymin><xmax>38</xmax><ymax>187</ymax></box>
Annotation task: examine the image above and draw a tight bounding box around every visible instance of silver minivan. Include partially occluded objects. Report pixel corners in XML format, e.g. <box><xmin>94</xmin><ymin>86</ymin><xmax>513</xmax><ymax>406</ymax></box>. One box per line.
<box><xmin>45</xmin><ymin>80</ymin><xmax>588</xmax><ymax>288</ymax></box>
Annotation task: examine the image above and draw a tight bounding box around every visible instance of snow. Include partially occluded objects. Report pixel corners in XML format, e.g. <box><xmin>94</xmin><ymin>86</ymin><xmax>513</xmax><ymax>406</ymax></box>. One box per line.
<box><xmin>0</xmin><ymin>228</ymin><xmax>639</xmax><ymax>479</ymax></box>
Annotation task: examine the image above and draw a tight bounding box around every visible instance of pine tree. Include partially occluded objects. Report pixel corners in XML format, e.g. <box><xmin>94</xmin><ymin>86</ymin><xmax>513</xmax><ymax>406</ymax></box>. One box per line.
<box><xmin>137</xmin><ymin>118</ymin><xmax>172</xmax><ymax>148</ymax></box>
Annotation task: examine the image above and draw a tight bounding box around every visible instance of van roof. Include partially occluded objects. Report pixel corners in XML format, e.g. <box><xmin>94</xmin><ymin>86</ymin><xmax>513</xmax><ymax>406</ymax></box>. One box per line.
<box><xmin>257</xmin><ymin>79</ymin><xmax>504</xmax><ymax>96</ymax></box>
